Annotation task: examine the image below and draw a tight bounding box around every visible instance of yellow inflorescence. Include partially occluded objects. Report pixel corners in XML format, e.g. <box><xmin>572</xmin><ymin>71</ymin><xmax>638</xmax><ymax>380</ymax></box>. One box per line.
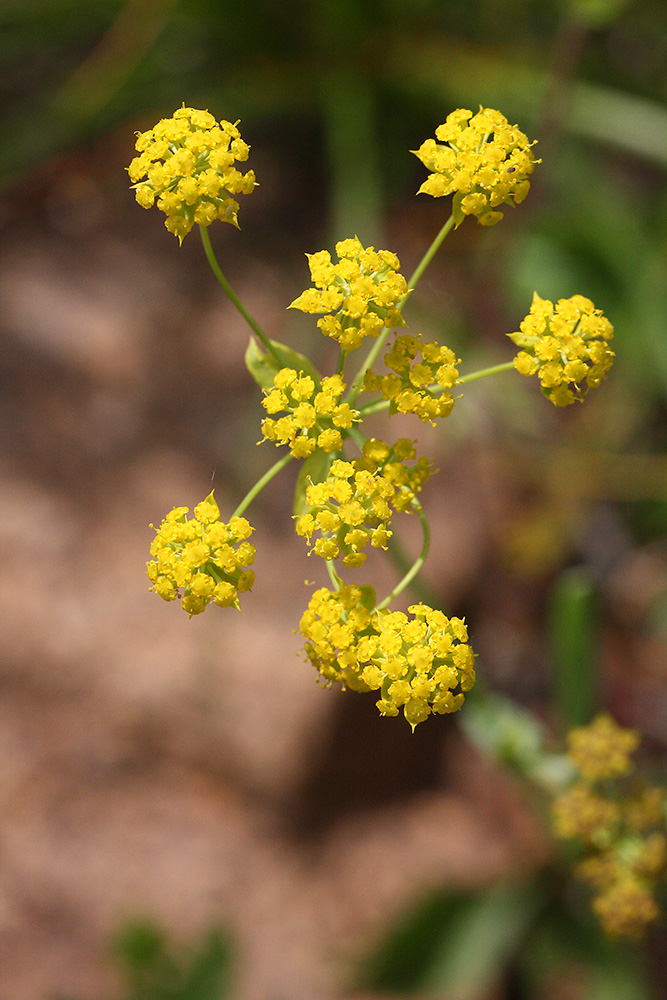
<box><xmin>295</xmin><ymin>460</ymin><xmax>395</xmax><ymax>568</ymax></box>
<box><xmin>288</xmin><ymin>237</ymin><xmax>409</xmax><ymax>352</ymax></box>
<box><xmin>147</xmin><ymin>491</ymin><xmax>255</xmax><ymax>616</ymax></box>
<box><xmin>355</xmin><ymin>438</ymin><xmax>433</xmax><ymax>512</ymax></box>
<box><xmin>413</xmin><ymin>107</ymin><xmax>538</xmax><ymax>226</ymax></box>
<box><xmin>300</xmin><ymin>585</ymin><xmax>476</xmax><ymax>729</ymax></box>
<box><xmin>551</xmin><ymin>715</ymin><xmax>667</xmax><ymax>939</ymax></box>
<box><xmin>567</xmin><ymin>714</ymin><xmax>639</xmax><ymax>782</ymax></box>
<box><xmin>260</xmin><ymin>368</ymin><xmax>360</xmax><ymax>458</ymax></box>
<box><xmin>127</xmin><ymin>107</ymin><xmax>255</xmax><ymax>241</ymax></box>
<box><xmin>364</xmin><ymin>334</ymin><xmax>460</xmax><ymax>422</ymax></box>
<box><xmin>509</xmin><ymin>293</ymin><xmax>614</xmax><ymax>406</ymax></box>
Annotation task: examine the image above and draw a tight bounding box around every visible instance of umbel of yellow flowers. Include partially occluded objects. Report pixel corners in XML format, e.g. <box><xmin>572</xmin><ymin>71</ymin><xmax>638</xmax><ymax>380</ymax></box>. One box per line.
<box><xmin>288</xmin><ymin>237</ymin><xmax>409</xmax><ymax>353</ymax></box>
<box><xmin>510</xmin><ymin>293</ymin><xmax>614</xmax><ymax>406</ymax></box>
<box><xmin>552</xmin><ymin>715</ymin><xmax>667</xmax><ymax>939</ymax></box>
<box><xmin>147</xmin><ymin>492</ymin><xmax>255</xmax><ymax>616</ymax></box>
<box><xmin>413</xmin><ymin>107</ymin><xmax>539</xmax><ymax>226</ymax></box>
<box><xmin>300</xmin><ymin>585</ymin><xmax>476</xmax><ymax>730</ymax></box>
<box><xmin>127</xmin><ymin>106</ymin><xmax>255</xmax><ymax>241</ymax></box>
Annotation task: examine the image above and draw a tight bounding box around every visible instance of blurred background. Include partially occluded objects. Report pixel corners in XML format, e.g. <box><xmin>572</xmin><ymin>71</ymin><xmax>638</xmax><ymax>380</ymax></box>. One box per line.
<box><xmin>1</xmin><ymin>0</ymin><xmax>667</xmax><ymax>997</ymax></box>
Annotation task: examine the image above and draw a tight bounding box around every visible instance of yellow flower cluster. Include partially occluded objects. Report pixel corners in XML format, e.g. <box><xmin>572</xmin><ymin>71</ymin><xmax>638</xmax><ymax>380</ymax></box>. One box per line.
<box><xmin>147</xmin><ymin>491</ymin><xmax>255</xmax><ymax>616</ymax></box>
<box><xmin>261</xmin><ymin>368</ymin><xmax>359</xmax><ymax>458</ymax></box>
<box><xmin>551</xmin><ymin>715</ymin><xmax>666</xmax><ymax>939</ymax></box>
<box><xmin>127</xmin><ymin>107</ymin><xmax>255</xmax><ymax>241</ymax></box>
<box><xmin>509</xmin><ymin>293</ymin><xmax>614</xmax><ymax>406</ymax></box>
<box><xmin>413</xmin><ymin>108</ymin><xmax>538</xmax><ymax>225</ymax></box>
<box><xmin>300</xmin><ymin>585</ymin><xmax>476</xmax><ymax>729</ymax></box>
<box><xmin>355</xmin><ymin>438</ymin><xmax>433</xmax><ymax>512</ymax></box>
<box><xmin>288</xmin><ymin>238</ymin><xmax>409</xmax><ymax>352</ymax></box>
<box><xmin>567</xmin><ymin>713</ymin><xmax>639</xmax><ymax>782</ymax></box>
<box><xmin>364</xmin><ymin>335</ymin><xmax>459</xmax><ymax>422</ymax></box>
<box><xmin>295</xmin><ymin>459</ymin><xmax>395</xmax><ymax>567</ymax></box>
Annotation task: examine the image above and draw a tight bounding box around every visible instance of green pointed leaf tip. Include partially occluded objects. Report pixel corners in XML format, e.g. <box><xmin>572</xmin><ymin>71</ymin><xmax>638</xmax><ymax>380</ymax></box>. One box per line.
<box><xmin>452</xmin><ymin>191</ymin><xmax>466</xmax><ymax>228</ymax></box>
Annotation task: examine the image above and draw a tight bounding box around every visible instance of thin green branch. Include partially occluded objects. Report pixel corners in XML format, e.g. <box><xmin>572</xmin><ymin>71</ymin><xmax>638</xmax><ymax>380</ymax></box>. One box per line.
<box><xmin>199</xmin><ymin>225</ymin><xmax>281</xmax><ymax>364</ymax></box>
<box><xmin>232</xmin><ymin>452</ymin><xmax>293</xmax><ymax>517</ymax></box>
<box><xmin>376</xmin><ymin>499</ymin><xmax>430</xmax><ymax>610</ymax></box>
<box><xmin>345</xmin><ymin>213</ymin><xmax>456</xmax><ymax>406</ymax></box>
<box><xmin>405</xmin><ymin>212</ymin><xmax>456</xmax><ymax>294</ymax></box>
<box><xmin>326</xmin><ymin>559</ymin><xmax>341</xmax><ymax>591</ymax></box>
<box><xmin>458</xmin><ymin>360</ymin><xmax>515</xmax><ymax>384</ymax></box>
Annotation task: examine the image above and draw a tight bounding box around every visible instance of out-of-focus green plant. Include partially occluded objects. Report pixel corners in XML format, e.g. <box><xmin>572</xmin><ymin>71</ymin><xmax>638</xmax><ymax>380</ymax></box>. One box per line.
<box><xmin>58</xmin><ymin>920</ymin><xmax>233</xmax><ymax>1000</ymax></box>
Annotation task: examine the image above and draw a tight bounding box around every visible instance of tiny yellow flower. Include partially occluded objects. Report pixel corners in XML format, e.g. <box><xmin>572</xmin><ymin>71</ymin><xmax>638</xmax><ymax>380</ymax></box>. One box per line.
<box><xmin>128</xmin><ymin>107</ymin><xmax>256</xmax><ymax>242</ymax></box>
<box><xmin>567</xmin><ymin>714</ymin><xmax>639</xmax><ymax>782</ymax></box>
<box><xmin>413</xmin><ymin>108</ymin><xmax>539</xmax><ymax>225</ymax></box>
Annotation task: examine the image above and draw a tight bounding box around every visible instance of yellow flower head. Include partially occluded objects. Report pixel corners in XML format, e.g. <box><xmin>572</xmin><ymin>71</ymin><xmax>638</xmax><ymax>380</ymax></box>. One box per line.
<box><xmin>550</xmin><ymin>715</ymin><xmax>667</xmax><ymax>939</ymax></box>
<box><xmin>592</xmin><ymin>874</ymin><xmax>661</xmax><ymax>940</ymax></box>
<box><xmin>260</xmin><ymin>368</ymin><xmax>360</xmax><ymax>458</ymax></box>
<box><xmin>300</xmin><ymin>587</ymin><xmax>476</xmax><ymax>729</ymax></box>
<box><xmin>567</xmin><ymin>714</ymin><xmax>639</xmax><ymax>782</ymax></box>
<box><xmin>510</xmin><ymin>293</ymin><xmax>614</xmax><ymax>406</ymax></box>
<box><xmin>355</xmin><ymin>437</ymin><xmax>434</xmax><ymax>512</ymax></box>
<box><xmin>289</xmin><ymin>237</ymin><xmax>409</xmax><ymax>352</ymax></box>
<box><xmin>295</xmin><ymin>459</ymin><xmax>398</xmax><ymax>568</ymax></box>
<box><xmin>147</xmin><ymin>491</ymin><xmax>255</xmax><ymax>615</ymax></box>
<box><xmin>413</xmin><ymin>107</ymin><xmax>538</xmax><ymax>226</ymax></box>
<box><xmin>128</xmin><ymin>107</ymin><xmax>256</xmax><ymax>241</ymax></box>
<box><xmin>364</xmin><ymin>334</ymin><xmax>460</xmax><ymax>423</ymax></box>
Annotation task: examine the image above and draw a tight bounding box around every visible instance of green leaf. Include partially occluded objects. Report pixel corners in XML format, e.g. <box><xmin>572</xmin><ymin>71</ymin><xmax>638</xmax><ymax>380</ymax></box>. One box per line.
<box><xmin>293</xmin><ymin>448</ymin><xmax>334</xmax><ymax>516</ymax></box>
<box><xmin>460</xmin><ymin>690</ymin><xmax>546</xmax><ymax>776</ymax></box>
<box><xmin>244</xmin><ymin>336</ymin><xmax>321</xmax><ymax>392</ymax></box>
<box><xmin>422</xmin><ymin>882</ymin><xmax>543</xmax><ymax>999</ymax></box>
<box><xmin>357</xmin><ymin>584</ymin><xmax>377</xmax><ymax>610</ymax></box>
<box><xmin>548</xmin><ymin>567</ymin><xmax>598</xmax><ymax>730</ymax></box>
<box><xmin>359</xmin><ymin>882</ymin><xmax>542</xmax><ymax>996</ymax></box>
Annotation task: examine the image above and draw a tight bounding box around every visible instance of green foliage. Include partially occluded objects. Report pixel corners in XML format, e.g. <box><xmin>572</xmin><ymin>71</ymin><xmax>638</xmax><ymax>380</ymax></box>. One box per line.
<box><xmin>549</xmin><ymin>566</ymin><xmax>598</xmax><ymax>730</ymax></box>
<box><xmin>359</xmin><ymin>882</ymin><xmax>543</xmax><ymax>997</ymax></box>
<box><xmin>360</xmin><ymin>879</ymin><xmax>653</xmax><ymax>999</ymax></box>
<box><xmin>244</xmin><ymin>336</ymin><xmax>321</xmax><ymax>392</ymax></box>
<box><xmin>112</xmin><ymin>920</ymin><xmax>233</xmax><ymax>1000</ymax></box>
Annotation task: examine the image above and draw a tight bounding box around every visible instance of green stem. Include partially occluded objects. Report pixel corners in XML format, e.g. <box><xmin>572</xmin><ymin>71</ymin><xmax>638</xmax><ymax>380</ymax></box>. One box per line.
<box><xmin>405</xmin><ymin>212</ymin><xmax>456</xmax><ymax>295</ymax></box>
<box><xmin>345</xmin><ymin>327</ymin><xmax>391</xmax><ymax>406</ymax></box>
<box><xmin>232</xmin><ymin>452</ymin><xmax>293</xmax><ymax>517</ymax></box>
<box><xmin>326</xmin><ymin>559</ymin><xmax>341</xmax><ymax>591</ymax></box>
<box><xmin>199</xmin><ymin>225</ymin><xmax>281</xmax><ymax>364</ymax></box>
<box><xmin>346</xmin><ymin>424</ymin><xmax>367</xmax><ymax>451</ymax></box>
<box><xmin>376</xmin><ymin>499</ymin><xmax>430</xmax><ymax>610</ymax></box>
<box><xmin>357</xmin><ymin>397</ymin><xmax>390</xmax><ymax>418</ymax></box>
<box><xmin>357</xmin><ymin>359</ymin><xmax>516</xmax><ymax>418</ymax></box>
<box><xmin>458</xmin><ymin>360</ymin><xmax>515</xmax><ymax>384</ymax></box>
